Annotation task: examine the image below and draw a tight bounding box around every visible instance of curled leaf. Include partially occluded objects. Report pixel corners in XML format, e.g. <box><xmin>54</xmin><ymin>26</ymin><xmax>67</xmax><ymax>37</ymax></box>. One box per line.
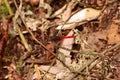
<box><xmin>57</xmin><ymin>8</ymin><xmax>101</xmax><ymax>30</ymax></box>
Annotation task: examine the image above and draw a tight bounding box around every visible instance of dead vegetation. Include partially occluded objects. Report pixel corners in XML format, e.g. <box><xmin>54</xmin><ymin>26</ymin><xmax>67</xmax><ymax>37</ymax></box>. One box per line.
<box><xmin>0</xmin><ymin>0</ymin><xmax>120</xmax><ymax>80</ymax></box>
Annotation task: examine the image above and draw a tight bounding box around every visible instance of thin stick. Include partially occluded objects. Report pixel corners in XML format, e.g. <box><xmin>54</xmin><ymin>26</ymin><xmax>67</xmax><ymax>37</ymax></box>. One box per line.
<box><xmin>13</xmin><ymin>0</ymin><xmax>73</xmax><ymax>72</ymax></box>
<box><xmin>4</xmin><ymin>0</ymin><xmax>13</xmax><ymax>15</ymax></box>
<box><xmin>68</xmin><ymin>42</ymin><xmax>120</xmax><ymax>80</ymax></box>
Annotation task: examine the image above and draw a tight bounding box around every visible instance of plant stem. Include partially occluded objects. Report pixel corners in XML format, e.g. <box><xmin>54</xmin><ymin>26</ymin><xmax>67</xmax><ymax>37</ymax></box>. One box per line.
<box><xmin>17</xmin><ymin>25</ymin><xmax>31</xmax><ymax>52</ymax></box>
<box><xmin>4</xmin><ymin>0</ymin><xmax>13</xmax><ymax>15</ymax></box>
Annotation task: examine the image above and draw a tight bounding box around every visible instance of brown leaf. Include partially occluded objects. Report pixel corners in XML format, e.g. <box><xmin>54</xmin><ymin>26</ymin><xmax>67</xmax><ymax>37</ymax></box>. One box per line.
<box><xmin>25</xmin><ymin>41</ymin><xmax>55</xmax><ymax>64</ymax></box>
<box><xmin>0</xmin><ymin>20</ymin><xmax>9</xmax><ymax>64</ymax></box>
<box><xmin>107</xmin><ymin>23</ymin><xmax>120</xmax><ymax>44</ymax></box>
<box><xmin>12</xmin><ymin>71</ymin><xmax>23</xmax><ymax>80</ymax></box>
<box><xmin>62</xmin><ymin>1</ymin><xmax>77</xmax><ymax>22</ymax></box>
<box><xmin>7</xmin><ymin>63</ymin><xmax>23</xmax><ymax>80</ymax></box>
<box><xmin>44</xmin><ymin>41</ymin><xmax>55</xmax><ymax>60</ymax></box>
<box><xmin>85</xmin><ymin>30</ymin><xmax>107</xmax><ymax>51</ymax></box>
<box><xmin>30</xmin><ymin>0</ymin><xmax>39</xmax><ymax>6</ymax></box>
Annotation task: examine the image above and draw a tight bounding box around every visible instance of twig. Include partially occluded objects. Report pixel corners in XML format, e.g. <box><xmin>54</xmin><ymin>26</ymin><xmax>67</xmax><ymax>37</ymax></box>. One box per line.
<box><xmin>5</xmin><ymin>0</ymin><xmax>30</xmax><ymax>52</ymax></box>
<box><xmin>4</xmin><ymin>0</ymin><xmax>13</xmax><ymax>15</ymax></box>
<box><xmin>67</xmin><ymin>42</ymin><xmax>120</xmax><ymax>80</ymax></box>
<box><xmin>101</xmin><ymin>56</ymin><xmax>105</xmax><ymax>80</ymax></box>
<box><xmin>41</xmin><ymin>58</ymin><xmax>56</xmax><ymax>79</ymax></box>
<box><xmin>13</xmin><ymin>0</ymin><xmax>73</xmax><ymax>73</ymax></box>
<box><xmin>13</xmin><ymin>0</ymin><xmax>31</xmax><ymax>52</ymax></box>
<box><xmin>17</xmin><ymin>25</ymin><xmax>31</xmax><ymax>52</ymax></box>
<box><xmin>58</xmin><ymin>45</ymin><xmax>104</xmax><ymax>57</ymax></box>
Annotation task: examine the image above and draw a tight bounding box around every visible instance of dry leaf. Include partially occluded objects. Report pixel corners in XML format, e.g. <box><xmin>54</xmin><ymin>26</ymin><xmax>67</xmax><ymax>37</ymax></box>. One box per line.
<box><xmin>61</xmin><ymin>1</ymin><xmax>77</xmax><ymax>21</ymax></box>
<box><xmin>58</xmin><ymin>30</ymin><xmax>74</xmax><ymax>64</ymax></box>
<box><xmin>84</xmin><ymin>30</ymin><xmax>107</xmax><ymax>51</ymax></box>
<box><xmin>107</xmin><ymin>23</ymin><xmax>120</xmax><ymax>44</ymax></box>
<box><xmin>56</xmin><ymin>70</ymin><xmax>69</xmax><ymax>80</ymax></box>
<box><xmin>40</xmin><ymin>64</ymin><xmax>65</xmax><ymax>74</ymax></box>
<box><xmin>39</xmin><ymin>0</ymin><xmax>52</xmax><ymax>18</ymax></box>
<box><xmin>51</xmin><ymin>4</ymin><xmax>67</xmax><ymax>18</ymax></box>
<box><xmin>57</xmin><ymin>8</ymin><xmax>101</xmax><ymax>30</ymax></box>
<box><xmin>25</xmin><ymin>18</ymin><xmax>41</xmax><ymax>31</ymax></box>
<box><xmin>0</xmin><ymin>20</ymin><xmax>9</xmax><ymax>64</ymax></box>
<box><xmin>44</xmin><ymin>41</ymin><xmax>55</xmax><ymax>61</ymax></box>
<box><xmin>25</xmin><ymin>41</ymin><xmax>55</xmax><ymax>64</ymax></box>
<box><xmin>29</xmin><ymin>0</ymin><xmax>39</xmax><ymax>6</ymax></box>
<box><xmin>39</xmin><ymin>30</ymin><xmax>74</xmax><ymax>74</ymax></box>
<box><xmin>33</xmin><ymin>65</ymin><xmax>41</xmax><ymax>80</ymax></box>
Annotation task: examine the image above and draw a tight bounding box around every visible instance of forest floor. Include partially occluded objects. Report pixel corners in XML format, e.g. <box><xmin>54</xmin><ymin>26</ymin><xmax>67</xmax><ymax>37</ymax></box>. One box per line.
<box><xmin>0</xmin><ymin>0</ymin><xmax>120</xmax><ymax>80</ymax></box>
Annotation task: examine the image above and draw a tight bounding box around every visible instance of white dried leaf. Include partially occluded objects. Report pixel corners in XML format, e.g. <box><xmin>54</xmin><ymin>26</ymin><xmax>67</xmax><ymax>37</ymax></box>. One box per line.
<box><xmin>39</xmin><ymin>19</ymin><xmax>50</xmax><ymax>32</ymax></box>
<box><xmin>55</xmin><ymin>70</ymin><xmax>70</xmax><ymax>80</ymax></box>
<box><xmin>62</xmin><ymin>1</ymin><xmax>77</xmax><ymax>21</ymax></box>
<box><xmin>33</xmin><ymin>69</ymin><xmax>55</xmax><ymax>80</ymax></box>
<box><xmin>24</xmin><ymin>10</ymin><xmax>33</xmax><ymax>15</ymax></box>
<box><xmin>21</xmin><ymin>10</ymin><xmax>33</xmax><ymax>20</ymax></box>
<box><xmin>74</xmin><ymin>29</ymin><xmax>82</xmax><ymax>44</ymax></box>
<box><xmin>56</xmin><ymin>8</ymin><xmax>101</xmax><ymax>30</ymax></box>
<box><xmin>25</xmin><ymin>18</ymin><xmax>41</xmax><ymax>31</ymax></box>
<box><xmin>39</xmin><ymin>1</ymin><xmax>52</xmax><ymax>18</ymax></box>
<box><xmin>58</xmin><ymin>30</ymin><xmax>74</xmax><ymax>64</ymax></box>
<box><xmin>51</xmin><ymin>4</ymin><xmax>67</xmax><ymax>18</ymax></box>
<box><xmin>40</xmin><ymin>64</ymin><xmax>65</xmax><ymax>74</ymax></box>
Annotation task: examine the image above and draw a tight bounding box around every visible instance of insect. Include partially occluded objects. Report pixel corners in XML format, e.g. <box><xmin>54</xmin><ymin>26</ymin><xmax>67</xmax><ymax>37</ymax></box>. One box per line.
<box><xmin>50</xmin><ymin>35</ymin><xmax>76</xmax><ymax>42</ymax></box>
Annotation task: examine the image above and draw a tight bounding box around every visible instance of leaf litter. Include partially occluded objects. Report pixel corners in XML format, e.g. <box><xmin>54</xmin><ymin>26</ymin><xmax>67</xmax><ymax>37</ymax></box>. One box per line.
<box><xmin>0</xmin><ymin>0</ymin><xmax>120</xmax><ymax>80</ymax></box>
